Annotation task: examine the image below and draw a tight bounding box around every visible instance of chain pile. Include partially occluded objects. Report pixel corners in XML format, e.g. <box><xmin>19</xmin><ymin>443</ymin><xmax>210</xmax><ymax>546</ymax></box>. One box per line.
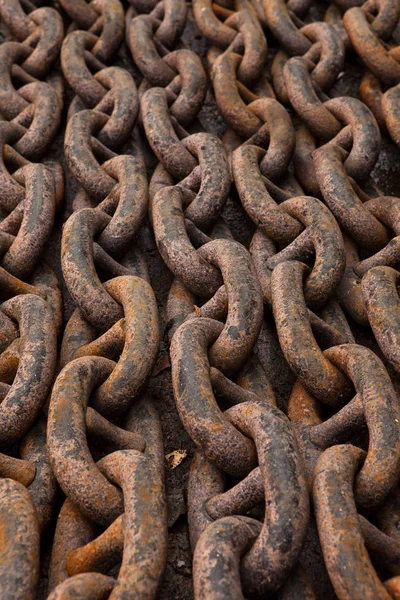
<box><xmin>1</xmin><ymin>0</ymin><xmax>400</xmax><ymax>598</ymax></box>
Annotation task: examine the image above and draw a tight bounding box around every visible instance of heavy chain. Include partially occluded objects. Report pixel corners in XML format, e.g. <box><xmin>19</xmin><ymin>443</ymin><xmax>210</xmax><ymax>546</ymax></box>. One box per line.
<box><xmin>1</xmin><ymin>0</ymin><xmax>400</xmax><ymax>599</ymax></box>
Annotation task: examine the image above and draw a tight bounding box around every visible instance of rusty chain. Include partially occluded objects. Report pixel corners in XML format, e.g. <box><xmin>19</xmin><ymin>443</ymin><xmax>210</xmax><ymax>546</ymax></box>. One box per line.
<box><xmin>1</xmin><ymin>0</ymin><xmax>400</xmax><ymax>598</ymax></box>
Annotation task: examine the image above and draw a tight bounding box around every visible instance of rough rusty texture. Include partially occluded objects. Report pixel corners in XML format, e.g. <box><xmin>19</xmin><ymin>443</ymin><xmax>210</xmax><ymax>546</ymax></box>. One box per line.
<box><xmin>2</xmin><ymin>0</ymin><xmax>400</xmax><ymax>598</ymax></box>
<box><xmin>0</xmin><ymin>478</ymin><xmax>40</xmax><ymax>600</ymax></box>
<box><xmin>97</xmin><ymin>450</ymin><xmax>168</xmax><ymax>599</ymax></box>
<box><xmin>271</xmin><ymin>260</ymin><xmax>353</xmax><ymax>406</ymax></box>
<box><xmin>0</xmin><ymin>294</ymin><xmax>56</xmax><ymax>448</ymax></box>
<box><xmin>170</xmin><ymin>317</ymin><xmax>257</xmax><ymax>477</ymax></box>
<box><xmin>313</xmin><ymin>445</ymin><xmax>392</xmax><ymax>600</ymax></box>
<box><xmin>324</xmin><ymin>344</ymin><xmax>400</xmax><ymax>510</ymax></box>
<box><xmin>362</xmin><ymin>266</ymin><xmax>400</xmax><ymax>373</ymax></box>
<box><xmin>82</xmin><ymin>276</ymin><xmax>159</xmax><ymax>419</ymax></box>
<box><xmin>0</xmin><ymin>451</ymin><xmax>35</xmax><ymax>486</ymax></box>
<box><xmin>44</xmin><ymin>25</ymin><xmax>400</xmax><ymax>597</ymax></box>
<box><xmin>193</xmin><ymin>516</ymin><xmax>261</xmax><ymax>599</ymax></box>
<box><xmin>21</xmin><ymin>417</ymin><xmax>58</xmax><ymax>534</ymax></box>
<box><xmin>67</xmin><ymin>515</ymin><xmax>124</xmax><ymax>577</ymax></box>
<box><xmin>225</xmin><ymin>401</ymin><xmax>309</xmax><ymax>597</ymax></box>
<box><xmin>48</xmin><ymin>499</ymin><xmax>97</xmax><ymax>593</ymax></box>
<box><xmin>47</xmin><ymin>573</ymin><xmax>115</xmax><ymax>600</ymax></box>
<box><xmin>47</xmin><ymin>356</ymin><xmax>124</xmax><ymax>526</ymax></box>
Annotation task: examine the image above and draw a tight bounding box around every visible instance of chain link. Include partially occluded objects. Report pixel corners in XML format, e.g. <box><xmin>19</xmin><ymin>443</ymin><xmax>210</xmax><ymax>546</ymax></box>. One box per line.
<box><xmin>1</xmin><ymin>0</ymin><xmax>400</xmax><ymax>598</ymax></box>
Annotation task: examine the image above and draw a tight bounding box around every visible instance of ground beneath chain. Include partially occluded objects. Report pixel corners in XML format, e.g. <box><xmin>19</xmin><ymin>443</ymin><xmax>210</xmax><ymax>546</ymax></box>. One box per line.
<box><xmin>39</xmin><ymin>5</ymin><xmax>400</xmax><ymax>599</ymax></box>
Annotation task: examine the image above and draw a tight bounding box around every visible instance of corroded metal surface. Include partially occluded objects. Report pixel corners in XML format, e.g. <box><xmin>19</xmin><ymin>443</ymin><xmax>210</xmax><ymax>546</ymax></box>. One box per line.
<box><xmin>1</xmin><ymin>0</ymin><xmax>400</xmax><ymax>598</ymax></box>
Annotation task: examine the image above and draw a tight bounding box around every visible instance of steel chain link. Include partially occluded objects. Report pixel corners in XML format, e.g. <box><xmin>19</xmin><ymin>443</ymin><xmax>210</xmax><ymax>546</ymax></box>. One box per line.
<box><xmin>0</xmin><ymin>0</ymin><xmax>400</xmax><ymax>598</ymax></box>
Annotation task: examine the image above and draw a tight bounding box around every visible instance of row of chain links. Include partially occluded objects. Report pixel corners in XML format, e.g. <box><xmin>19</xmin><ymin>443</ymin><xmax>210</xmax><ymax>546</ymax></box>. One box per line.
<box><xmin>1</xmin><ymin>0</ymin><xmax>400</xmax><ymax>598</ymax></box>
<box><xmin>161</xmin><ymin>0</ymin><xmax>400</xmax><ymax>598</ymax></box>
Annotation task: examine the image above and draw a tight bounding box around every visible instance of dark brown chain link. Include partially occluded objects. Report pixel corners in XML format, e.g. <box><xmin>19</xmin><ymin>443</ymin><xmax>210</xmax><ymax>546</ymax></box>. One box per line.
<box><xmin>1</xmin><ymin>0</ymin><xmax>400</xmax><ymax>599</ymax></box>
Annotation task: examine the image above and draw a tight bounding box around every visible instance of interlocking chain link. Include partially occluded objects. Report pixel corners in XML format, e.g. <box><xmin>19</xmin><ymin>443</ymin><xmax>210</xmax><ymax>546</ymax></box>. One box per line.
<box><xmin>1</xmin><ymin>0</ymin><xmax>400</xmax><ymax>599</ymax></box>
